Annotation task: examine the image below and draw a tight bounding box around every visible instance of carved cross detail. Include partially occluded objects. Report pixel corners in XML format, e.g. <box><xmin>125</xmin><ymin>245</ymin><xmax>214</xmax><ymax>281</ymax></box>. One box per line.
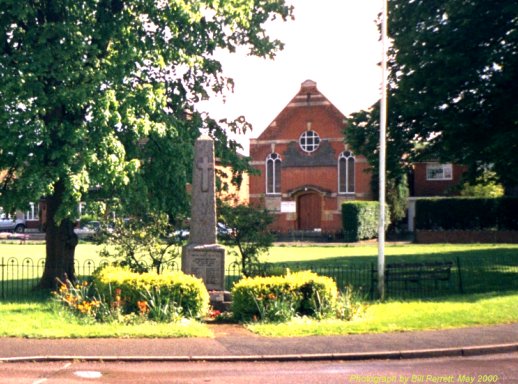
<box><xmin>197</xmin><ymin>156</ymin><xmax>213</xmax><ymax>192</ymax></box>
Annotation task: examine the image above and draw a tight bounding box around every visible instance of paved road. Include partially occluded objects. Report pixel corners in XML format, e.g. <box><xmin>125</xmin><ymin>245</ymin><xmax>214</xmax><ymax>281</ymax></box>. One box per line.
<box><xmin>3</xmin><ymin>323</ymin><xmax>518</xmax><ymax>362</ymax></box>
<box><xmin>1</xmin><ymin>353</ymin><xmax>517</xmax><ymax>384</ymax></box>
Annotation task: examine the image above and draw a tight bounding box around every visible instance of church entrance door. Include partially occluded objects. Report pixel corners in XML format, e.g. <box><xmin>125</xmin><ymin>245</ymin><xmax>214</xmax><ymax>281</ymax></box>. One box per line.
<box><xmin>297</xmin><ymin>193</ymin><xmax>321</xmax><ymax>230</ymax></box>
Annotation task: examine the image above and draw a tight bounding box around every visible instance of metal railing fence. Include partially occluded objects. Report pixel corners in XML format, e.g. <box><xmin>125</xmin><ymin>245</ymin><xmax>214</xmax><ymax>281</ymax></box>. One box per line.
<box><xmin>1</xmin><ymin>254</ymin><xmax>517</xmax><ymax>300</ymax></box>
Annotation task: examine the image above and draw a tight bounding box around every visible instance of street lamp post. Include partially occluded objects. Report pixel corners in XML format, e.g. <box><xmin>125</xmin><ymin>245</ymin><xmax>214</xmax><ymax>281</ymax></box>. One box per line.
<box><xmin>378</xmin><ymin>0</ymin><xmax>388</xmax><ymax>301</ymax></box>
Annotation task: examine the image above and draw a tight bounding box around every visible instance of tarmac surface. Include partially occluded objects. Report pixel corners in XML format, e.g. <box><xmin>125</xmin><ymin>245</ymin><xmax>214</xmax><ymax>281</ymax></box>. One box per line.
<box><xmin>1</xmin><ymin>322</ymin><xmax>518</xmax><ymax>363</ymax></box>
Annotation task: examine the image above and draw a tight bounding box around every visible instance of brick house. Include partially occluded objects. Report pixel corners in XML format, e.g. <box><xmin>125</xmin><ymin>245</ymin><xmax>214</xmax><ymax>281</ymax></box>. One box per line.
<box><xmin>407</xmin><ymin>161</ymin><xmax>468</xmax><ymax>232</ymax></box>
<box><xmin>410</xmin><ymin>162</ymin><xmax>468</xmax><ymax>197</ymax></box>
<box><xmin>249</xmin><ymin>80</ymin><xmax>373</xmax><ymax>235</ymax></box>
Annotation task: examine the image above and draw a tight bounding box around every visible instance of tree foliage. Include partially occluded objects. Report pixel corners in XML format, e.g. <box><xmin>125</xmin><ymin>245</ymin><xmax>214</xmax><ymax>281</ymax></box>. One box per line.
<box><xmin>345</xmin><ymin>103</ymin><xmax>410</xmax><ymax>223</ymax></box>
<box><xmin>346</xmin><ymin>0</ymin><xmax>518</xmax><ymax>196</ymax></box>
<box><xmin>458</xmin><ymin>171</ymin><xmax>505</xmax><ymax>198</ymax></box>
<box><xmin>0</xmin><ymin>0</ymin><xmax>293</xmax><ymax>287</ymax></box>
<box><xmin>218</xmin><ymin>199</ymin><xmax>274</xmax><ymax>277</ymax></box>
<box><xmin>99</xmin><ymin>212</ymin><xmax>180</xmax><ymax>275</ymax></box>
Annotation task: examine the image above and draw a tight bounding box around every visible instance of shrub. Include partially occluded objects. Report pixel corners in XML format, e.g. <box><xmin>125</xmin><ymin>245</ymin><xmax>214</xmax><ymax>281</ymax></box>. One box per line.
<box><xmin>415</xmin><ymin>197</ymin><xmax>518</xmax><ymax>230</ymax></box>
<box><xmin>335</xmin><ymin>285</ymin><xmax>367</xmax><ymax>321</ymax></box>
<box><xmin>218</xmin><ymin>200</ymin><xmax>274</xmax><ymax>277</ymax></box>
<box><xmin>99</xmin><ymin>212</ymin><xmax>181</xmax><ymax>274</ymax></box>
<box><xmin>342</xmin><ymin>201</ymin><xmax>390</xmax><ymax>242</ymax></box>
<box><xmin>92</xmin><ymin>266</ymin><xmax>210</xmax><ymax>319</ymax></box>
<box><xmin>231</xmin><ymin>271</ymin><xmax>338</xmax><ymax>322</ymax></box>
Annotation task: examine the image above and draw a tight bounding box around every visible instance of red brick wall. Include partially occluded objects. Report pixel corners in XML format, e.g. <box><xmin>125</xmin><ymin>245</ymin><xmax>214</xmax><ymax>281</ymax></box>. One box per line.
<box><xmin>415</xmin><ymin>230</ymin><xmax>518</xmax><ymax>243</ymax></box>
<box><xmin>412</xmin><ymin>163</ymin><xmax>467</xmax><ymax>196</ymax></box>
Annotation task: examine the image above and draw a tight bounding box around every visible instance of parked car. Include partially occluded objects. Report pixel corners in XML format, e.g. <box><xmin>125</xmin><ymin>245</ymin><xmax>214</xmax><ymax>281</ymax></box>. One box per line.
<box><xmin>0</xmin><ymin>216</ymin><xmax>26</xmax><ymax>233</ymax></box>
<box><xmin>173</xmin><ymin>222</ymin><xmax>234</xmax><ymax>242</ymax></box>
<box><xmin>74</xmin><ymin>221</ymin><xmax>102</xmax><ymax>240</ymax></box>
<box><xmin>172</xmin><ymin>228</ymin><xmax>190</xmax><ymax>241</ymax></box>
<box><xmin>217</xmin><ymin>222</ymin><xmax>234</xmax><ymax>239</ymax></box>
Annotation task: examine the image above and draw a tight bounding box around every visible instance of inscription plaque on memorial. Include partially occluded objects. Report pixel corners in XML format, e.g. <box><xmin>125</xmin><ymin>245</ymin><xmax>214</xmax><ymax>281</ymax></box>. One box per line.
<box><xmin>183</xmin><ymin>245</ymin><xmax>225</xmax><ymax>291</ymax></box>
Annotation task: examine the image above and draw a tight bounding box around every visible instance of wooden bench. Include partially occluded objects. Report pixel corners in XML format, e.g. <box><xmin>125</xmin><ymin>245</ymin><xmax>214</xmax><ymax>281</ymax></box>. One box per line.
<box><xmin>384</xmin><ymin>261</ymin><xmax>453</xmax><ymax>289</ymax></box>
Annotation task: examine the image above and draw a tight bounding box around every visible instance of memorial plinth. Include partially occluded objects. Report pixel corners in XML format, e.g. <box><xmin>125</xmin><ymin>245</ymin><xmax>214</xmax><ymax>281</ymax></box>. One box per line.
<box><xmin>182</xmin><ymin>244</ymin><xmax>225</xmax><ymax>291</ymax></box>
<box><xmin>182</xmin><ymin>135</ymin><xmax>226</xmax><ymax>292</ymax></box>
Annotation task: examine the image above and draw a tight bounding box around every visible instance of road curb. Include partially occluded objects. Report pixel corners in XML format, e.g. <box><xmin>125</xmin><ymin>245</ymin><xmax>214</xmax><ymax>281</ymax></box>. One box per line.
<box><xmin>2</xmin><ymin>343</ymin><xmax>517</xmax><ymax>363</ymax></box>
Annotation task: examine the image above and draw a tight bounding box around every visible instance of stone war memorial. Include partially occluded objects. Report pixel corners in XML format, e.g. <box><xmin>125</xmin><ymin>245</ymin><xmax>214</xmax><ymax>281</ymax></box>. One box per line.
<box><xmin>182</xmin><ymin>135</ymin><xmax>226</xmax><ymax>298</ymax></box>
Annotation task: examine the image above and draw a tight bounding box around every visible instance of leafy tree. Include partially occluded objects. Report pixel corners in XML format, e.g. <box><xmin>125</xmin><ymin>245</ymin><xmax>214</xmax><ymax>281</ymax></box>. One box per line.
<box><xmin>387</xmin><ymin>0</ymin><xmax>518</xmax><ymax>194</ymax></box>
<box><xmin>0</xmin><ymin>1</ymin><xmax>293</xmax><ymax>287</ymax></box>
<box><xmin>347</xmin><ymin>0</ymin><xmax>518</xmax><ymax>197</ymax></box>
<box><xmin>458</xmin><ymin>171</ymin><xmax>505</xmax><ymax>198</ymax></box>
<box><xmin>345</xmin><ymin>103</ymin><xmax>411</xmax><ymax>224</ymax></box>
<box><xmin>218</xmin><ymin>199</ymin><xmax>274</xmax><ymax>277</ymax></box>
<box><xmin>99</xmin><ymin>212</ymin><xmax>179</xmax><ymax>274</ymax></box>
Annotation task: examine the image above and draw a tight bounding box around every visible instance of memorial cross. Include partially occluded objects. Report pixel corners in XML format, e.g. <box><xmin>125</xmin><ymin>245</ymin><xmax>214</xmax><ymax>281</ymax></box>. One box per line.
<box><xmin>197</xmin><ymin>156</ymin><xmax>213</xmax><ymax>192</ymax></box>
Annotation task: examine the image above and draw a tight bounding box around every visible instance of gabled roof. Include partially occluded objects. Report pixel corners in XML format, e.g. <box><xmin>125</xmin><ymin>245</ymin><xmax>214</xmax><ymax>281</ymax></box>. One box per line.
<box><xmin>255</xmin><ymin>80</ymin><xmax>346</xmax><ymax>141</ymax></box>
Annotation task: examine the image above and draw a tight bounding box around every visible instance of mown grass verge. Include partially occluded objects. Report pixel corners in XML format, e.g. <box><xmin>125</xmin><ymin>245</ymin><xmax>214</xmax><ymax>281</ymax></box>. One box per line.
<box><xmin>1</xmin><ymin>243</ymin><xmax>517</xmax><ymax>338</ymax></box>
<box><xmin>2</xmin><ymin>291</ymin><xmax>517</xmax><ymax>338</ymax></box>
<box><xmin>0</xmin><ymin>301</ymin><xmax>211</xmax><ymax>338</ymax></box>
<box><xmin>246</xmin><ymin>291</ymin><xmax>518</xmax><ymax>337</ymax></box>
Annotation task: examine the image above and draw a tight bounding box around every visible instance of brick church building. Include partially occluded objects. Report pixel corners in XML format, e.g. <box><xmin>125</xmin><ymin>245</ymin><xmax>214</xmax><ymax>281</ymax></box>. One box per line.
<box><xmin>249</xmin><ymin>80</ymin><xmax>373</xmax><ymax>235</ymax></box>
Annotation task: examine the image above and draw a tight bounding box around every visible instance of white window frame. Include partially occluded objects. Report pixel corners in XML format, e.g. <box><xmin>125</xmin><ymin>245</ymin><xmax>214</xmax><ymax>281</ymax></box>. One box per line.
<box><xmin>266</xmin><ymin>153</ymin><xmax>281</xmax><ymax>195</ymax></box>
<box><xmin>338</xmin><ymin>151</ymin><xmax>355</xmax><ymax>194</ymax></box>
<box><xmin>299</xmin><ymin>130</ymin><xmax>321</xmax><ymax>153</ymax></box>
<box><xmin>426</xmin><ymin>163</ymin><xmax>453</xmax><ymax>181</ymax></box>
<box><xmin>25</xmin><ymin>202</ymin><xmax>39</xmax><ymax>221</ymax></box>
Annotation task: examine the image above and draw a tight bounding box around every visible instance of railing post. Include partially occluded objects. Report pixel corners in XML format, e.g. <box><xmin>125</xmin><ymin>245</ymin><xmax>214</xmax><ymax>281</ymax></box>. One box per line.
<box><xmin>370</xmin><ymin>262</ymin><xmax>376</xmax><ymax>301</ymax></box>
<box><xmin>456</xmin><ymin>256</ymin><xmax>464</xmax><ymax>294</ymax></box>
<box><xmin>1</xmin><ymin>257</ymin><xmax>4</xmax><ymax>300</ymax></box>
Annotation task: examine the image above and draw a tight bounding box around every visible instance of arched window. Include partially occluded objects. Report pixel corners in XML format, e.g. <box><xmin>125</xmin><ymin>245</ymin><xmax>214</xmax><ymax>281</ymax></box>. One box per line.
<box><xmin>338</xmin><ymin>151</ymin><xmax>355</xmax><ymax>194</ymax></box>
<box><xmin>266</xmin><ymin>153</ymin><xmax>281</xmax><ymax>194</ymax></box>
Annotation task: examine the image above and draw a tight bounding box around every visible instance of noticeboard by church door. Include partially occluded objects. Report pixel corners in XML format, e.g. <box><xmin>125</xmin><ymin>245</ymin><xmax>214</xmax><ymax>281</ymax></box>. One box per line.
<box><xmin>297</xmin><ymin>193</ymin><xmax>321</xmax><ymax>230</ymax></box>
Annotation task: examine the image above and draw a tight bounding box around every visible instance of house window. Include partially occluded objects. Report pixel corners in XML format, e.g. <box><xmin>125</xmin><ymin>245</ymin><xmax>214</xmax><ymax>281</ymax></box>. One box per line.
<box><xmin>426</xmin><ymin>163</ymin><xmax>453</xmax><ymax>180</ymax></box>
<box><xmin>266</xmin><ymin>153</ymin><xmax>281</xmax><ymax>194</ymax></box>
<box><xmin>299</xmin><ymin>130</ymin><xmax>320</xmax><ymax>153</ymax></box>
<box><xmin>338</xmin><ymin>151</ymin><xmax>355</xmax><ymax>193</ymax></box>
<box><xmin>25</xmin><ymin>202</ymin><xmax>39</xmax><ymax>221</ymax></box>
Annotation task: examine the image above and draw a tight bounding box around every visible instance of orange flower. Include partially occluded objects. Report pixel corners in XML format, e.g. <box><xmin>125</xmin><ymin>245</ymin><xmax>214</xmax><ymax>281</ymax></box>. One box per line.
<box><xmin>77</xmin><ymin>301</ymin><xmax>93</xmax><ymax>315</ymax></box>
<box><xmin>137</xmin><ymin>300</ymin><xmax>149</xmax><ymax>315</ymax></box>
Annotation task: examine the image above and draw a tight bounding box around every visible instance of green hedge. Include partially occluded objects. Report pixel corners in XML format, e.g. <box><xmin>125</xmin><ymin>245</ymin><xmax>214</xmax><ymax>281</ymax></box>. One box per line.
<box><xmin>342</xmin><ymin>201</ymin><xmax>390</xmax><ymax>242</ymax></box>
<box><xmin>231</xmin><ymin>271</ymin><xmax>338</xmax><ymax>321</ymax></box>
<box><xmin>92</xmin><ymin>266</ymin><xmax>210</xmax><ymax>318</ymax></box>
<box><xmin>415</xmin><ymin>197</ymin><xmax>518</xmax><ymax>230</ymax></box>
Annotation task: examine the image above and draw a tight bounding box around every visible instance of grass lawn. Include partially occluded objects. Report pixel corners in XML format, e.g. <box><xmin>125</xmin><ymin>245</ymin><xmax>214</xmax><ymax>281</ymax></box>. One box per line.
<box><xmin>263</xmin><ymin>243</ymin><xmax>518</xmax><ymax>265</ymax></box>
<box><xmin>2</xmin><ymin>241</ymin><xmax>517</xmax><ymax>265</ymax></box>
<box><xmin>247</xmin><ymin>291</ymin><xmax>518</xmax><ymax>337</ymax></box>
<box><xmin>1</xmin><ymin>242</ymin><xmax>517</xmax><ymax>338</ymax></box>
<box><xmin>0</xmin><ymin>301</ymin><xmax>212</xmax><ymax>338</ymax></box>
<box><xmin>0</xmin><ymin>241</ymin><xmax>243</xmax><ymax>267</ymax></box>
<box><xmin>1</xmin><ymin>290</ymin><xmax>516</xmax><ymax>338</ymax></box>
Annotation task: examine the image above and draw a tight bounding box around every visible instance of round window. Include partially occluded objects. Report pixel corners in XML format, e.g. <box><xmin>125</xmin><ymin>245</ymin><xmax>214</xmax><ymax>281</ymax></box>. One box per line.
<box><xmin>299</xmin><ymin>130</ymin><xmax>320</xmax><ymax>153</ymax></box>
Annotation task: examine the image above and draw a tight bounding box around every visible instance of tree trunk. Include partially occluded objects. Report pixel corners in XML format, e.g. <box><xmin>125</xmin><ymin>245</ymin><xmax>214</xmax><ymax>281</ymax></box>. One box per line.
<box><xmin>39</xmin><ymin>180</ymin><xmax>78</xmax><ymax>289</ymax></box>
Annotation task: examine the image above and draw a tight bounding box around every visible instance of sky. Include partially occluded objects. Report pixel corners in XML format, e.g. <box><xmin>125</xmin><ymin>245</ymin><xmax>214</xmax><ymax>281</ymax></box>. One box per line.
<box><xmin>200</xmin><ymin>0</ymin><xmax>384</xmax><ymax>154</ymax></box>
